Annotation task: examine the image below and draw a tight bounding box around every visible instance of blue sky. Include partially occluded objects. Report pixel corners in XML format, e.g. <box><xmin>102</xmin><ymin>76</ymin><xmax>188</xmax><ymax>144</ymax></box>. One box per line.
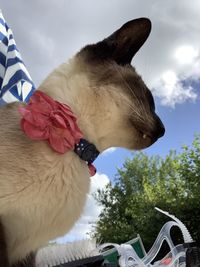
<box><xmin>1</xmin><ymin>0</ymin><xmax>200</xmax><ymax>242</ymax></box>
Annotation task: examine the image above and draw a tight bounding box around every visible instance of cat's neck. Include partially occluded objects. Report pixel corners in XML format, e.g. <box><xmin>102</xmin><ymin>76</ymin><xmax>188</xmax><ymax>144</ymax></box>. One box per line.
<box><xmin>38</xmin><ymin>57</ymin><xmax>112</xmax><ymax>152</ymax></box>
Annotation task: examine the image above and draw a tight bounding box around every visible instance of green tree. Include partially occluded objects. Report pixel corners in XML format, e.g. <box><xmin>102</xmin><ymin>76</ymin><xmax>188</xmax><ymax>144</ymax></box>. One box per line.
<box><xmin>93</xmin><ymin>135</ymin><xmax>200</xmax><ymax>250</ymax></box>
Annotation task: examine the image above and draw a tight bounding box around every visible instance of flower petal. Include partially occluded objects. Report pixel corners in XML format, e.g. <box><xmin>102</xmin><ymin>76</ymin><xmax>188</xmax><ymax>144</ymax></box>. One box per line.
<box><xmin>51</xmin><ymin>113</ymin><xmax>68</xmax><ymax>129</ymax></box>
<box><xmin>19</xmin><ymin>90</ymin><xmax>83</xmax><ymax>154</ymax></box>
<box><xmin>48</xmin><ymin>130</ymin><xmax>67</xmax><ymax>153</ymax></box>
<box><xmin>22</xmin><ymin>120</ymin><xmax>49</xmax><ymax>140</ymax></box>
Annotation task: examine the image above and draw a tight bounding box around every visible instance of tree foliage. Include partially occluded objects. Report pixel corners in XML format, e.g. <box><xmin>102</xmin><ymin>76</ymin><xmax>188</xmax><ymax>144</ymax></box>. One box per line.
<box><xmin>93</xmin><ymin>135</ymin><xmax>200</xmax><ymax>250</ymax></box>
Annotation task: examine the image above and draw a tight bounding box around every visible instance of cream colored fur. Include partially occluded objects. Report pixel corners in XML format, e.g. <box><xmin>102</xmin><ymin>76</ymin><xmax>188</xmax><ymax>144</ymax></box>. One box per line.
<box><xmin>0</xmin><ymin>17</ymin><xmax>165</xmax><ymax>266</ymax></box>
<box><xmin>0</xmin><ymin>57</ymin><xmax>146</xmax><ymax>265</ymax></box>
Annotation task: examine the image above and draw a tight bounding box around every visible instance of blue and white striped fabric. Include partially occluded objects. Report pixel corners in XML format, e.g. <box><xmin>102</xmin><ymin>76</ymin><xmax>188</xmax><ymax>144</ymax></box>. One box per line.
<box><xmin>0</xmin><ymin>11</ymin><xmax>35</xmax><ymax>106</ymax></box>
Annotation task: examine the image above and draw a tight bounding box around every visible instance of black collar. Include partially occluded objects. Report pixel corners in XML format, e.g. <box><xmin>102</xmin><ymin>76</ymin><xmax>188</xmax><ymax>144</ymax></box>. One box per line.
<box><xmin>74</xmin><ymin>138</ymin><xmax>100</xmax><ymax>165</ymax></box>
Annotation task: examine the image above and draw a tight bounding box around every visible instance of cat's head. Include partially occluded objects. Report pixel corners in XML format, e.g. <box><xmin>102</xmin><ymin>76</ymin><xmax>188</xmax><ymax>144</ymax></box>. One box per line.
<box><xmin>45</xmin><ymin>18</ymin><xmax>165</xmax><ymax>151</ymax></box>
<box><xmin>73</xmin><ymin>18</ymin><xmax>165</xmax><ymax>151</ymax></box>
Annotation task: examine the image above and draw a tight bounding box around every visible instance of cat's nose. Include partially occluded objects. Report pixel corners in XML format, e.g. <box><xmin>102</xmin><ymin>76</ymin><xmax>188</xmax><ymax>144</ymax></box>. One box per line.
<box><xmin>143</xmin><ymin>115</ymin><xmax>165</xmax><ymax>142</ymax></box>
<box><xmin>156</xmin><ymin>120</ymin><xmax>165</xmax><ymax>139</ymax></box>
<box><xmin>152</xmin><ymin>115</ymin><xmax>165</xmax><ymax>140</ymax></box>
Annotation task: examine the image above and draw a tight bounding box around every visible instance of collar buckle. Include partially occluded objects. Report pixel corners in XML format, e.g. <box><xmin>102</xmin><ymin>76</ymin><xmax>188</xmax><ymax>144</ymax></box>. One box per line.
<box><xmin>74</xmin><ymin>139</ymin><xmax>100</xmax><ymax>164</ymax></box>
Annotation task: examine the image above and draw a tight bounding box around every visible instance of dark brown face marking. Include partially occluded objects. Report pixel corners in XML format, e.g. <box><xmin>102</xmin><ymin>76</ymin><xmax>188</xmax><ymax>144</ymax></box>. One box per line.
<box><xmin>78</xmin><ymin>18</ymin><xmax>165</xmax><ymax>147</ymax></box>
<box><xmin>92</xmin><ymin>63</ymin><xmax>165</xmax><ymax>143</ymax></box>
<box><xmin>117</xmin><ymin>69</ymin><xmax>165</xmax><ymax>141</ymax></box>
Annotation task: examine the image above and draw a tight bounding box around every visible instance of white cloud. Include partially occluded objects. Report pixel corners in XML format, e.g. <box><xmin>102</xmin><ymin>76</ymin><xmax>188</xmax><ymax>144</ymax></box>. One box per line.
<box><xmin>102</xmin><ymin>147</ymin><xmax>117</xmax><ymax>156</ymax></box>
<box><xmin>153</xmin><ymin>70</ymin><xmax>198</xmax><ymax>107</ymax></box>
<box><xmin>57</xmin><ymin>173</ymin><xmax>109</xmax><ymax>243</ymax></box>
<box><xmin>2</xmin><ymin>1</ymin><xmax>200</xmax><ymax>105</ymax></box>
<box><xmin>174</xmin><ymin>45</ymin><xmax>199</xmax><ymax>65</ymax></box>
<box><xmin>150</xmin><ymin>43</ymin><xmax>199</xmax><ymax>107</ymax></box>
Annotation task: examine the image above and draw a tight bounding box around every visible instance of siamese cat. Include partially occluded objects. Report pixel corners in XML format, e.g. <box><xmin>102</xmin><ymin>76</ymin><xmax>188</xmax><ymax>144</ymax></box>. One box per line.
<box><xmin>0</xmin><ymin>18</ymin><xmax>165</xmax><ymax>267</ymax></box>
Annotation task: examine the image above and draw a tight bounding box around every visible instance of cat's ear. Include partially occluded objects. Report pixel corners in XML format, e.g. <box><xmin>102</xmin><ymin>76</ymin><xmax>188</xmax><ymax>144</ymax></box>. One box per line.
<box><xmin>106</xmin><ymin>18</ymin><xmax>151</xmax><ymax>64</ymax></box>
<box><xmin>82</xmin><ymin>18</ymin><xmax>151</xmax><ymax>65</ymax></box>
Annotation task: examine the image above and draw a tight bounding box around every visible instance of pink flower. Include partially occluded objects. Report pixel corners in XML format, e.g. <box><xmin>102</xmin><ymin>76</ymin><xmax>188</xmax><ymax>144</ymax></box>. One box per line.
<box><xmin>19</xmin><ymin>90</ymin><xmax>83</xmax><ymax>154</ymax></box>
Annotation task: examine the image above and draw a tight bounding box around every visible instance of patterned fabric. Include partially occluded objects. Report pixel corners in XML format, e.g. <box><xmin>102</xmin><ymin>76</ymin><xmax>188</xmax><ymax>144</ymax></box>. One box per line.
<box><xmin>0</xmin><ymin>10</ymin><xmax>35</xmax><ymax>105</ymax></box>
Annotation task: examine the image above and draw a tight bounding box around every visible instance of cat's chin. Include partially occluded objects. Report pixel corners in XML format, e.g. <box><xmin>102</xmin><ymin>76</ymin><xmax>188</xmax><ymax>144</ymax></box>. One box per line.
<box><xmin>127</xmin><ymin>134</ymin><xmax>157</xmax><ymax>150</ymax></box>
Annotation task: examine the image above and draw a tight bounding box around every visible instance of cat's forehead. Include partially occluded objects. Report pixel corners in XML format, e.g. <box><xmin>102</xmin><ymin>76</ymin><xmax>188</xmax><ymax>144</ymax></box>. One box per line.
<box><xmin>100</xmin><ymin>63</ymin><xmax>153</xmax><ymax>104</ymax></box>
<box><xmin>77</xmin><ymin>52</ymin><xmax>151</xmax><ymax>103</ymax></box>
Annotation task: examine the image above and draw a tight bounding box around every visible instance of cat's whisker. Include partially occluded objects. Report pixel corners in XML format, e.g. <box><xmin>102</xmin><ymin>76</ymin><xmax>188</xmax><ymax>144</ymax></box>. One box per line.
<box><xmin>113</xmin><ymin>64</ymin><xmax>149</xmax><ymax>119</ymax></box>
<box><xmin>116</xmin><ymin>91</ymin><xmax>145</xmax><ymax>121</ymax></box>
<box><xmin>113</xmin><ymin>64</ymin><xmax>141</xmax><ymax>105</ymax></box>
